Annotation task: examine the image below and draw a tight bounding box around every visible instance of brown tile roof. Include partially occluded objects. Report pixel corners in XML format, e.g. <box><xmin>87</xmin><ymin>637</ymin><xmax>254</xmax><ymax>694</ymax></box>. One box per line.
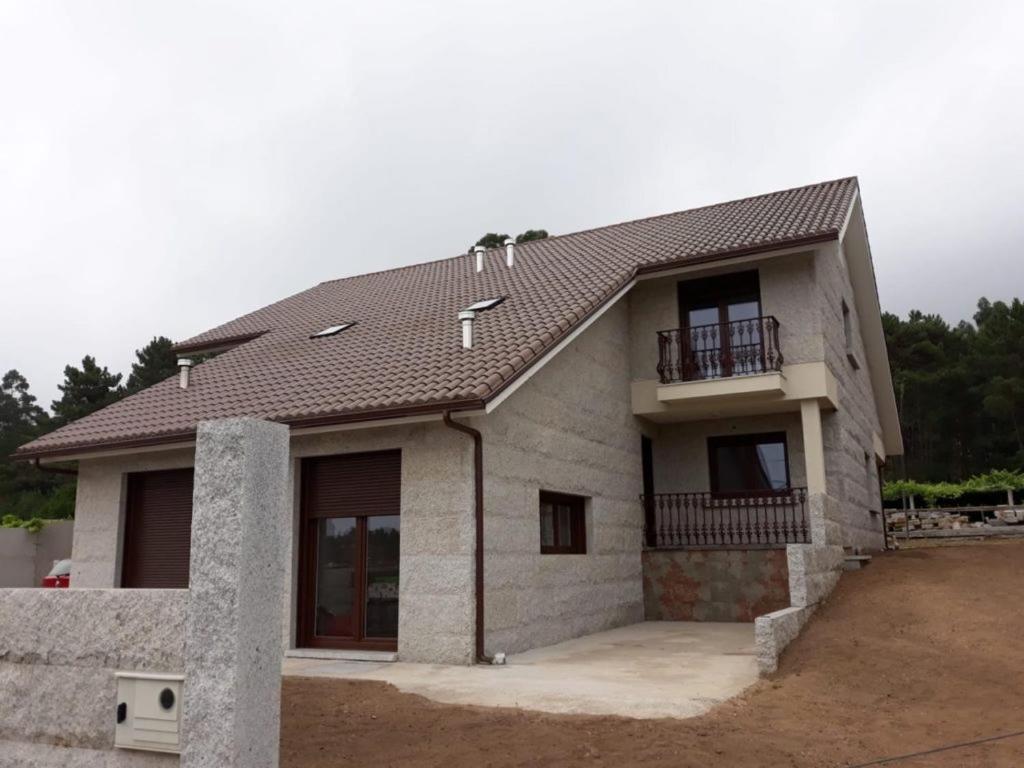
<box><xmin>17</xmin><ymin>177</ymin><xmax>857</xmax><ymax>458</ymax></box>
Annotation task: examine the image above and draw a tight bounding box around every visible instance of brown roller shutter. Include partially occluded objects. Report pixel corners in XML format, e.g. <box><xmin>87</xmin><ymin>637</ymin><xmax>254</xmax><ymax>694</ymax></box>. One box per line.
<box><xmin>121</xmin><ymin>468</ymin><xmax>195</xmax><ymax>588</ymax></box>
<box><xmin>302</xmin><ymin>449</ymin><xmax>401</xmax><ymax>519</ymax></box>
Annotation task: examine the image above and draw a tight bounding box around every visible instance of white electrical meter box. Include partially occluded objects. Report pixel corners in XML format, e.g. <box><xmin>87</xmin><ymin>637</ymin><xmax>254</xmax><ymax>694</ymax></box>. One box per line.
<box><xmin>114</xmin><ymin>671</ymin><xmax>185</xmax><ymax>754</ymax></box>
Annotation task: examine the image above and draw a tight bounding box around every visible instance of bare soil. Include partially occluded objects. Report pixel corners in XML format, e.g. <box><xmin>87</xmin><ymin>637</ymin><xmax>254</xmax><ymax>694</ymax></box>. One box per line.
<box><xmin>282</xmin><ymin>540</ymin><xmax>1024</xmax><ymax>767</ymax></box>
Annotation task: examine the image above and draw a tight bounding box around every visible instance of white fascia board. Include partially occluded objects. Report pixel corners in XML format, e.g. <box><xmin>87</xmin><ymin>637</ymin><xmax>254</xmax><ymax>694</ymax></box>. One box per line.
<box><xmin>483</xmin><ymin>279</ymin><xmax>637</xmax><ymax>414</ymax></box>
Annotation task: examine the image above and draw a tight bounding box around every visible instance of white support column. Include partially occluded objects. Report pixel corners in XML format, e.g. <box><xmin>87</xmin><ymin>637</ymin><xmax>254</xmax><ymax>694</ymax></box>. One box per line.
<box><xmin>182</xmin><ymin>418</ymin><xmax>289</xmax><ymax>768</ymax></box>
<box><xmin>800</xmin><ymin>399</ymin><xmax>827</xmax><ymax>496</ymax></box>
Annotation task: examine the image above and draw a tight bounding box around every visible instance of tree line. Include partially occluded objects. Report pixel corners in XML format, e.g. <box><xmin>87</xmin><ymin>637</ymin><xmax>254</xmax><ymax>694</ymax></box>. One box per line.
<box><xmin>0</xmin><ymin>337</ymin><xmax>178</xmax><ymax>523</ymax></box>
<box><xmin>883</xmin><ymin>297</ymin><xmax>1024</xmax><ymax>483</ymax></box>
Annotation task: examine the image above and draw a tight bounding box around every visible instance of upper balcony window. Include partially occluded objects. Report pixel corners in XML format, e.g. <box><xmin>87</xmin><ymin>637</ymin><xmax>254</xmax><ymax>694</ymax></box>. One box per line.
<box><xmin>657</xmin><ymin>271</ymin><xmax>783</xmax><ymax>383</ymax></box>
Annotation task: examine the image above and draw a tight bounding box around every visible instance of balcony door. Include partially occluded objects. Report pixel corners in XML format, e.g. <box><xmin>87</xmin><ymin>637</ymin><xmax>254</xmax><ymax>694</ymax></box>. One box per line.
<box><xmin>298</xmin><ymin>450</ymin><xmax>401</xmax><ymax>651</ymax></box>
<box><xmin>678</xmin><ymin>271</ymin><xmax>762</xmax><ymax>378</ymax></box>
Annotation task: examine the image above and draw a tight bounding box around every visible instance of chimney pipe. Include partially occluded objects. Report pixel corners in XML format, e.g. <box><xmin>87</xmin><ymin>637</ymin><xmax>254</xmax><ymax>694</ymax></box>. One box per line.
<box><xmin>473</xmin><ymin>245</ymin><xmax>485</xmax><ymax>273</ymax></box>
<box><xmin>504</xmin><ymin>238</ymin><xmax>514</xmax><ymax>268</ymax></box>
<box><xmin>177</xmin><ymin>358</ymin><xmax>193</xmax><ymax>389</ymax></box>
<box><xmin>459</xmin><ymin>310</ymin><xmax>476</xmax><ymax>348</ymax></box>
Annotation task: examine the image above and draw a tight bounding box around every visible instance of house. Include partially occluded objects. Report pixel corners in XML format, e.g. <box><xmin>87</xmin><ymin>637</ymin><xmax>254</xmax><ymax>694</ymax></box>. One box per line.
<box><xmin>16</xmin><ymin>177</ymin><xmax>902</xmax><ymax>665</ymax></box>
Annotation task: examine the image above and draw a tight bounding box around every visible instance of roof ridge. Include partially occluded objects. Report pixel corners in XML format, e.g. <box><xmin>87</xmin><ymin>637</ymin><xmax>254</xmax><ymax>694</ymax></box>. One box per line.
<box><xmin>317</xmin><ymin>176</ymin><xmax>858</xmax><ymax>286</ymax></box>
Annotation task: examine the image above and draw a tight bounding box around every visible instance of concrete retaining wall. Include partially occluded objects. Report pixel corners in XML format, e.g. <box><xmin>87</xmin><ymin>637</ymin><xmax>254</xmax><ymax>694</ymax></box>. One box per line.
<box><xmin>753</xmin><ymin>539</ymin><xmax>844</xmax><ymax>674</ymax></box>
<box><xmin>754</xmin><ymin>604</ymin><xmax>816</xmax><ymax>675</ymax></box>
<box><xmin>642</xmin><ymin>548</ymin><xmax>789</xmax><ymax>622</ymax></box>
<box><xmin>0</xmin><ymin>520</ymin><xmax>74</xmax><ymax>587</ymax></box>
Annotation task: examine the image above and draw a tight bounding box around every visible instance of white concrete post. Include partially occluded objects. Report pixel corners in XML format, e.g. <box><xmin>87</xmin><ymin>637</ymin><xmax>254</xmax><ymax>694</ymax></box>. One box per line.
<box><xmin>182</xmin><ymin>418</ymin><xmax>289</xmax><ymax>768</ymax></box>
<box><xmin>800</xmin><ymin>399</ymin><xmax>827</xmax><ymax>496</ymax></box>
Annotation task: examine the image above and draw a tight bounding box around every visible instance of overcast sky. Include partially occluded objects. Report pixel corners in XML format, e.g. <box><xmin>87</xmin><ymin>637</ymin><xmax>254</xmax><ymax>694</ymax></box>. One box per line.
<box><xmin>2</xmin><ymin>1</ymin><xmax>1022</xmax><ymax>409</ymax></box>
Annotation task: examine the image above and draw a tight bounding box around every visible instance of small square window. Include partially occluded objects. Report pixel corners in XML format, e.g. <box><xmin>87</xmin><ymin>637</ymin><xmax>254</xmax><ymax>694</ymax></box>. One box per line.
<box><xmin>539</xmin><ymin>491</ymin><xmax>586</xmax><ymax>554</ymax></box>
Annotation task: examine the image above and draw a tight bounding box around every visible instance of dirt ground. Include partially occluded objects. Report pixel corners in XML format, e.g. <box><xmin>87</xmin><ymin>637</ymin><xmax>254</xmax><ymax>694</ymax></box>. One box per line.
<box><xmin>281</xmin><ymin>540</ymin><xmax>1024</xmax><ymax>767</ymax></box>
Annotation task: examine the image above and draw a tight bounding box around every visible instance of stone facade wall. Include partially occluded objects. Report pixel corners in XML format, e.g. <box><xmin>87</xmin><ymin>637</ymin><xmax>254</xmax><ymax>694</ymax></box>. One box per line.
<box><xmin>71</xmin><ymin>448</ymin><xmax>195</xmax><ymax>588</ymax></box>
<box><xmin>476</xmin><ymin>301</ymin><xmax>645</xmax><ymax>655</ymax></box>
<box><xmin>642</xmin><ymin>548</ymin><xmax>789</xmax><ymax>622</ymax></box>
<box><xmin>0</xmin><ymin>588</ymin><xmax>187</xmax><ymax>766</ymax></box>
<box><xmin>289</xmin><ymin>423</ymin><xmax>475</xmax><ymax>664</ymax></box>
<box><xmin>626</xmin><ymin>247</ymin><xmax>888</xmax><ymax>552</ymax></box>
<box><xmin>627</xmin><ymin>254</ymin><xmax>821</xmax><ymax>382</ymax></box>
<box><xmin>0</xmin><ymin>520</ymin><xmax>73</xmax><ymax>587</ymax></box>
<box><xmin>816</xmin><ymin>241</ymin><xmax>886</xmax><ymax>551</ymax></box>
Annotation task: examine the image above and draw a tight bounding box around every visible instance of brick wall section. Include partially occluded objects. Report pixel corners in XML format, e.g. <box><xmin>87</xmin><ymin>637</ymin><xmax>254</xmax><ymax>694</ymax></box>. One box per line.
<box><xmin>642</xmin><ymin>548</ymin><xmax>790</xmax><ymax>622</ymax></box>
<box><xmin>477</xmin><ymin>301</ymin><xmax>645</xmax><ymax>655</ymax></box>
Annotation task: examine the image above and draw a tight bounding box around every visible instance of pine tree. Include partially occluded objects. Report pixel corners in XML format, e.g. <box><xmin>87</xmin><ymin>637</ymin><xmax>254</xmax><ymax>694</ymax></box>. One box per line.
<box><xmin>126</xmin><ymin>336</ymin><xmax>178</xmax><ymax>394</ymax></box>
<box><xmin>51</xmin><ymin>356</ymin><xmax>123</xmax><ymax>427</ymax></box>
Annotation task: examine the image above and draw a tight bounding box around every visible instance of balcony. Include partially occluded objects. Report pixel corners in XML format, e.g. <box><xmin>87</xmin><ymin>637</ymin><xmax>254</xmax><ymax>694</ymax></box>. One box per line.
<box><xmin>656</xmin><ymin>315</ymin><xmax>783</xmax><ymax>384</ymax></box>
<box><xmin>641</xmin><ymin>488</ymin><xmax>809</xmax><ymax>549</ymax></box>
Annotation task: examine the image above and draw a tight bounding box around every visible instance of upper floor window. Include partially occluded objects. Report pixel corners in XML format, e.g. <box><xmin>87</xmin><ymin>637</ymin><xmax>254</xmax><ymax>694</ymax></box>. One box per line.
<box><xmin>678</xmin><ymin>270</ymin><xmax>761</xmax><ymax>330</ymax></box>
<box><xmin>539</xmin><ymin>491</ymin><xmax>587</xmax><ymax>554</ymax></box>
<box><xmin>842</xmin><ymin>299</ymin><xmax>860</xmax><ymax>369</ymax></box>
<box><xmin>708</xmin><ymin>432</ymin><xmax>790</xmax><ymax>495</ymax></box>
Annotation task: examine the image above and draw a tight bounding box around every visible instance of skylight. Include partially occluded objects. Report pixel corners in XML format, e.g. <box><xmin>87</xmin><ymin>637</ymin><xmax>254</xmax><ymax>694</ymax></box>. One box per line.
<box><xmin>463</xmin><ymin>297</ymin><xmax>505</xmax><ymax>312</ymax></box>
<box><xmin>310</xmin><ymin>322</ymin><xmax>354</xmax><ymax>339</ymax></box>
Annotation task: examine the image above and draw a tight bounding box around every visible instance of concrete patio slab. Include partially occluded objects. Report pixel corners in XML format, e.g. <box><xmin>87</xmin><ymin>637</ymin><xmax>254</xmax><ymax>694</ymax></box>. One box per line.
<box><xmin>282</xmin><ymin>621</ymin><xmax>758</xmax><ymax>718</ymax></box>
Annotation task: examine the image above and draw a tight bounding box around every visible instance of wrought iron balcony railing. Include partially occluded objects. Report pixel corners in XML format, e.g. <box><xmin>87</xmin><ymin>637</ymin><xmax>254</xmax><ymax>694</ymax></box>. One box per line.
<box><xmin>656</xmin><ymin>316</ymin><xmax>783</xmax><ymax>384</ymax></box>
<box><xmin>641</xmin><ymin>488</ymin><xmax>809</xmax><ymax>548</ymax></box>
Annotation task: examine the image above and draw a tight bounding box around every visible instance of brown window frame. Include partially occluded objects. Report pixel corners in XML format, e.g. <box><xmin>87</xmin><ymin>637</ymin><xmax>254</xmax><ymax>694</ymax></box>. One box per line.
<box><xmin>707</xmin><ymin>432</ymin><xmax>791</xmax><ymax>497</ymax></box>
<box><xmin>539</xmin><ymin>491</ymin><xmax>587</xmax><ymax>555</ymax></box>
<box><xmin>677</xmin><ymin>270</ymin><xmax>764</xmax><ymax>377</ymax></box>
<box><xmin>296</xmin><ymin>449</ymin><xmax>402</xmax><ymax>652</ymax></box>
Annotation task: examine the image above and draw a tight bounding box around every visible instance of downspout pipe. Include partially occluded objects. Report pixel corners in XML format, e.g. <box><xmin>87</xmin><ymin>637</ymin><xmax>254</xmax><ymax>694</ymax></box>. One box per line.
<box><xmin>33</xmin><ymin>458</ymin><xmax>78</xmax><ymax>476</ymax></box>
<box><xmin>442</xmin><ymin>410</ymin><xmax>492</xmax><ymax>664</ymax></box>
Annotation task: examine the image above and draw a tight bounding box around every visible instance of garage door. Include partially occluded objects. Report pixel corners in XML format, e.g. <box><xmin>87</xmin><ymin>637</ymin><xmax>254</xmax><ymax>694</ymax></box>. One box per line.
<box><xmin>121</xmin><ymin>468</ymin><xmax>195</xmax><ymax>589</ymax></box>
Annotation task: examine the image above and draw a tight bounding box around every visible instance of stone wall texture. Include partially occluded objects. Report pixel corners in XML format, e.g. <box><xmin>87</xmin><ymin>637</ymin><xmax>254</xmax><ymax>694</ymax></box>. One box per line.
<box><xmin>477</xmin><ymin>302</ymin><xmax>645</xmax><ymax>655</ymax></box>
<box><xmin>817</xmin><ymin>240</ymin><xmax>887</xmax><ymax>551</ymax></box>
<box><xmin>289</xmin><ymin>422</ymin><xmax>475</xmax><ymax>664</ymax></box>
<box><xmin>182</xmin><ymin>419</ymin><xmax>288</xmax><ymax>768</ymax></box>
<box><xmin>642</xmin><ymin>548</ymin><xmax>789</xmax><ymax>622</ymax></box>
<box><xmin>0</xmin><ymin>588</ymin><xmax>187</xmax><ymax>764</ymax></box>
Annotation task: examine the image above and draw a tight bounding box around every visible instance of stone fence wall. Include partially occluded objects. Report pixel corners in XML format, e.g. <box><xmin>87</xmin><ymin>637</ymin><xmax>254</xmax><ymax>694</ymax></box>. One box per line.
<box><xmin>0</xmin><ymin>589</ymin><xmax>187</xmax><ymax>766</ymax></box>
<box><xmin>0</xmin><ymin>418</ymin><xmax>289</xmax><ymax>768</ymax></box>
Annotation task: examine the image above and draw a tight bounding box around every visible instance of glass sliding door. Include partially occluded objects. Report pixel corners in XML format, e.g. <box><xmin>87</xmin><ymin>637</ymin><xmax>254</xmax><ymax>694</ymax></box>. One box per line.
<box><xmin>314</xmin><ymin>517</ymin><xmax>358</xmax><ymax>639</ymax></box>
<box><xmin>299</xmin><ymin>451</ymin><xmax>401</xmax><ymax>651</ymax></box>
<box><xmin>678</xmin><ymin>271</ymin><xmax>763</xmax><ymax>378</ymax></box>
<box><xmin>364</xmin><ymin>515</ymin><xmax>400</xmax><ymax>639</ymax></box>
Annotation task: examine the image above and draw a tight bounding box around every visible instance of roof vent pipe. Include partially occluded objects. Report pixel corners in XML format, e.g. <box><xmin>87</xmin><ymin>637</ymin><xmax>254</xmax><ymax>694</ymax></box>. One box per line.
<box><xmin>459</xmin><ymin>310</ymin><xmax>476</xmax><ymax>348</ymax></box>
<box><xmin>504</xmin><ymin>238</ymin><xmax>514</xmax><ymax>268</ymax></box>
<box><xmin>177</xmin><ymin>358</ymin><xmax>193</xmax><ymax>389</ymax></box>
<box><xmin>473</xmin><ymin>245</ymin><xmax>485</xmax><ymax>273</ymax></box>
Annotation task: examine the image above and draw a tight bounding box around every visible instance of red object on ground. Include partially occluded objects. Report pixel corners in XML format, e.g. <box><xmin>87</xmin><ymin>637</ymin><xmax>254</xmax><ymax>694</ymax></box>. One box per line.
<box><xmin>41</xmin><ymin>559</ymin><xmax>71</xmax><ymax>588</ymax></box>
